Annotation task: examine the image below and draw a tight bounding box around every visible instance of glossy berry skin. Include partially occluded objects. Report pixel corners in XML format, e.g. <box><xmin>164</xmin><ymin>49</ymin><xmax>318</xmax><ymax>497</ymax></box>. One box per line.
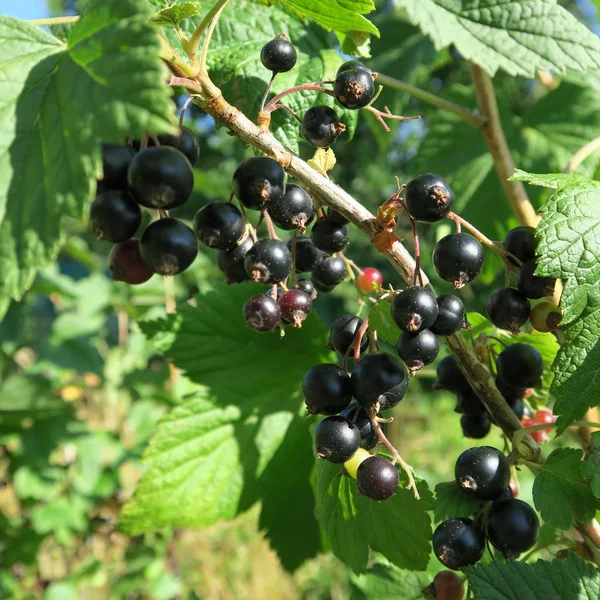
<box><xmin>503</xmin><ymin>226</ymin><xmax>537</xmax><ymax>266</ymax></box>
<box><xmin>311</xmin><ymin>218</ymin><xmax>350</xmax><ymax>253</ymax></box>
<box><xmin>193</xmin><ymin>202</ymin><xmax>245</xmax><ymax>249</ymax></box>
<box><xmin>496</xmin><ymin>343</ymin><xmax>543</xmax><ymax>388</ymax></box>
<box><xmin>302</xmin><ymin>105</ymin><xmax>345</xmax><ymax>148</ymax></box>
<box><xmin>312</xmin><ymin>279</ymin><xmax>336</xmax><ymax>294</ymax></box>
<box><xmin>351</xmin><ymin>352</ymin><xmax>409</xmax><ymax>412</ymax></box>
<box><xmin>294</xmin><ymin>278</ymin><xmax>317</xmax><ymax>299</ymax></box>
<box><xmin>337</xmin><ymin>60</ymin><xmax>367</xmax><ymax>75</ymax></box>
<box><xmin>260</xmin><ymin>34</ymin><xmax>297</xmax><ymax>73</ymax></box>
<box><xmin>243</xmin><ymin>294</ymin><xmax>281</xmax><ymax>332</ymax></box>
<box><xmin>396</xmin><ymin>329</ymin><xmax>439</xmax><ymax>372</ymax></box>
<box><xmin>312</xmin><ymin>254</ymin><xmax>346</xmax><ymax>288</ymax></box>
<box><xmin>287</xmin><ymin>235</ymin><xmax>319</xmax><ymax>272</ymax></box>
<box><xmin>391</xmin><ymin>287</ymin><xmax>438</xmax><ymax>333</ymax></box>
<box><xmin>430</xmin><ymin>571</ymin><xmax>465</xmax><ymax>600</ymax></box>
<box><xmin>216</xmin><ymin>237</ymin><xmax>254</xmax><ymax>284</ymax></box>
<box><xmin>436</xmin><ymin>355</ymin><xmax>471</xmax><ymax>394</ymax></box>
<box><xmin>128</xmin><ymin>146</ymin><xmax>194</xmax><ymax>210</ymax></box>
<box><xmin>495</xmin><ymin>376</ymin><xmax>525</xmax><ymax>404</ymax></box>
<box><xmin>90</xmin><ymin>190</ymin><xmax>141</xmax><ymax>242</ymax></box>
<box><xmin>455</xmin><ymin>390</ymin><xmax>486</xmax><ymax>416</ymax></box>
<box><xmin>433</xmin><ymin>518</ymin><xmax>485</xmax><ymax>570</ymax></box>
<box><xmin>278</xmin><ymin>289</ymin><xmax>312</xmax><ymax>327</ymax></box>
<box><xmin>233</xmin><ymin>156</ymin><xmax>286</xmax><ymax>210</ymax></box>
<box><xmin>327</xmin><ymin>208</ymin><xmax>349</xmax><ymax>226</ymax></box>
<box><xmin>109</xmin><ymin>239</ymin><xmax>153</xmax><ymax>285</ymax></box>
<box><xmin>329</xmin><ymin>314</ymin><xmax>369</xmax><ymax>355</ymax></box>
<box><xmin>518</xmin><ymin>259</ymin><xmax>556</xmax><ymax>299</ymax></box>
<box><xmin>101</xmin><ymin>143</ymin><xmax>136</xmax><ymax>190</ymax></box>
<box><xmin>315</xmin><ymin>416</ymin><xmax>360</xmax><ymax>463</ymax></box>
<box><xmin>334</xmin><ymin>67</ymin><xmax>375</xmax><ymax>110</ymax></box>
<box><xmin>357</xmin><ymin>456</ymin><xmax>399</xmax><ymax>500</ymax></box>
<box><xmin>356</xmin><ymin>267</ymin><xmax>383</xmax><ymax>293</ymax></box>
<box><xmin>269</xmin><ymin>184</ymin><xmax>314</xmax><ymax>231</ymax></box>
<box><xmin>139</xmin><ymin>218</ymin><xmax>197</xmax><ymax>275</ymax></box>
<box><xmin>430</xmin><ymin>294</ymin><xmax>465</xmax><ymax>336</ymax></box>
<box><xmin>455</xmin><ymin>446</ymin><xmax>510</xmax><ymax>501</ymax></box>
<box><xmin>157</xmin><ymin>127</ymin><xmax>199</xmax><ymax>166</ymax></box>
<box><xmin>486</xmin><ymin>287</ymin><xmax>531</xmax><ymax>333</ymax></box>
<box><xmin>340</xmin><ymin>403</ymin><xmax>377</xmax><ymax>450</ymax></box>
<box><xmin>433</xmin><ymin>233</ymin><xmax>484</xmax><ymax>288</ymax></box>
<box><xmin>244</xmin><ymin>239</ymin><xmax>291</xmax><ymax>284</ymax></box>
<box><xmin>530</xmin><ymin>301</ymin><xmax>562</xmax><ymax>332</ymax></box>
<box><xmin>405</xmin><ymin>173</ymin><xmax>455</xmax><ymax>223</ymax></box>
<box><xmin>302</xmin><ymin>364</ymin><xmax>352</xmax><ymax>415</ymax></box>
<box><xmin>461</xmin><ymin>414</ymin><xmax>491</xmax><ymax>439</ymax></box>
<box><xmin>486</xmin><ymin>498</ymin><xmax>540</xmax><ymax>559</ymax></box>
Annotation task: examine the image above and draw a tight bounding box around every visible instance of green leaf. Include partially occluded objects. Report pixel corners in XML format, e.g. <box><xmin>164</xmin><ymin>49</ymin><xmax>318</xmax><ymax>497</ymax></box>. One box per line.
<box><xmin>434</xmin><ymin>481</ymin><xmax>483</xmax><ymax>523</ymax></box>
<box><xmin>510</xmin><ymin>169</ymin><xmax>588</xmax><ymax>190</ymax></box>
<box><xmin>0</xmin><ymin>375</ymin><xmax>66</xmax><ymax>422</ymax></box>
<box><xmin>465</xmin><ymin>553</ymin><xmax>600</xmax><ymax>600</ymax></box>
<box><xmin>532</xmin><ymin>448</ymin><xmax>600</xmax><ymax>530</ymax></box>
<box><xmin>397</xmin><ymin>0</ymin><xmax>600</xmax><ymax>77</ymax></box>
<box><xmin>152</xmin><ymin>1</ymin><xmax>202</xmax><ymax>26</ymax></box>
<box><xmin>582</xmin><ymin>432</ymin><xmax>600</xmax><ymax>499</ymax></box>
<box><xmin>350</xmin><ymin>560</ymin><xmax>433</xmax><ymax>599</ymax></box>
<box><xmin>0</xmin><ymin>0</ymin><xmax>176</xmax><ymax>319</ymax></box>
<box><xmin>369</xmin><ymin>300</ymin><xmax>399</xmax><ymax>346</ymax></box>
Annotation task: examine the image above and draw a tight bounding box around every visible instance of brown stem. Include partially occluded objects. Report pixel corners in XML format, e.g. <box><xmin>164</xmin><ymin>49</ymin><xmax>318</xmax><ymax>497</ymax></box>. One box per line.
<box><xmin>364</xmin><ymin>105</ymin><xmax>420</xmax><ymax>132</ymax></box>
<box><xmin>264</xmin><ymin>83</ymin><xmax>333</xmax><ymax>112</ymax></box>
<box><xmin>261</xmin><ymin>210</ymin><xmax>279</xmax><ymax>240</ymax></box>
<box><xmin>400</xmin><ymin>200</ymin><xmax>423</xmax><ymax>286</ymax></box>
<box><xmin>260</xmin><ymin>72</ymin><xmax>277</xmax><ymax>112</ymax></box>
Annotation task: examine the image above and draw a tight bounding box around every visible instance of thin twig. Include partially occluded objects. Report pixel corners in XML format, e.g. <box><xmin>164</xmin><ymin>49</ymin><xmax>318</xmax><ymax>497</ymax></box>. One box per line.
<box><xmin>565</xmin><ymin>136</ymin><xmax>600</xmax><ymax>173</ymax></box>
<box><xmin>260</xmin><ymin>72</ymin><xmax>277</xmax><ymax>112</ymax></box>
<box><xmin>28</xmin><ymin>15</ymin><xmax>80</xmax><ymax>26</ymax></box>
<box><xmin>364</xmin><ymin>105</ymin><xmax>420</xmax><ymax>132</ymax></box>
<box><xmin>261</xmin><ymin>210</ymin><xmax>280</xmax><ymax>240</ymax></box>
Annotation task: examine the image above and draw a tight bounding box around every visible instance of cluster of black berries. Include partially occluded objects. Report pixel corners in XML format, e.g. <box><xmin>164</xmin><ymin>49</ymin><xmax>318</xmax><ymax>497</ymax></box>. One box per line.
<box><xmin>434</xmin><ymin>447</ymin><xmax>539</xmax><ymax>569</ymax></box>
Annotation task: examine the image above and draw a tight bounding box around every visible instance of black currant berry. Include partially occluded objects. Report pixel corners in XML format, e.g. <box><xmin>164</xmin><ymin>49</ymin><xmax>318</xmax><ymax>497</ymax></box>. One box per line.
<box><xmin>433</xmin><ymin>233</ymin><xmax>484</xmax><ymax>288</ymax></box>
<box><xmin>495</xmin><ymin>376</ymin><xmax>525</xmax><ymax>405</ymax></box>
<box><xmin>294</xmin><ymin>278</ymin><xmax>317</xmax><ymax>299</ymax></box>
<box><xmin>433</xmin><ymin>518</ymin><xmax>485</xmax><ymax>570</ymax></box>
<box><xmin>327</xmin><ymin>208</ymin><xmax>349</xmax><ymax>226</ymax></box>
<box><xmin>357</xmin><ymin>456</ymin><xmax>399</xmax><ymax>501</ymax></box>
<box><xmin>90</xmin><ymin>190</ymin><xmax>141</xmax><ymax>242</ymax></box>
<box><xmin>351</xmin><ymin>352</ymin><xmax>409</xmax><ymax>412</ymax></box>
<box><xmin>216</xmin><ymin>237</ymin><xmax>254</xmax><ymax>284</ymax></box>
<box><xmin>405</xmin><ymin>173</ymin><xmax>455</xmax><ymax>223</ymax></box>
<box><xmin>460</xmin><ymin>414</ymin><xmax>491</xmax><ymax>439</ymax></box>
<box><xmin>390</xmin><ymin>286</ymin><xmax>438</xmax><ymax>333</ymax></box>
<box><xmin>287</xmin><ymin>236</ymin><xmax>319</xmax><ymax>272</ymax></box>
<box><xmin>329</xmin><ymin>314</ymin><xmax>370</xmax><ymax>356</ymax></box>
<box><xmin>269</xmin><ymin>184</ymin><xmax>314</xmax><ymax>230</ymax></box>
<box><xmin>156</xmin><ymin>127</ymin><xmax>199</xmax><ymax>166</ymax></box>
<box><xmin>486</xmin><ymin>287</ymin><xmax>531</xmax><ymax>334</ymax></box>
<box><xmin>503</xmin><ymin>226</ymin><xmax>537</xmax><ymax>266</ymax></box>
<box><xmin>337</xmin><ymin>60</ymin><xmax>367</xmax><ymax>75</ymax></box>
<box><xmin>435</xmin><ymin>356</ymin><xmax>471</xmax><ymax>394</ymax></box>
<box><xmin>260</xmin><ymin>34</ymin><xmax>297</xmax><ymax>73</ymax></box>
<box><xmin>243</xmin><ymin>293</ymin><xmax>281</xmax><ymax>332</ymax></box>
<box><xmin>233</xmin><ymin>156</ymin><xmax>285</xmax><ymax>210</ymax></box>
<box><xmin>530</xmin><ymin>301</ymin><xmax>562</xmax><ymax>333</ymax></box>
<box><xmin>455</xmin><ymin>390</ymin><xmax>486</xmax><ymax>416</ymax></box>
<box><xmin>315</xmin><ymin>416</ymin><xmax>361</xmax><ymax>463</ymax></box>
<box><xmin>334</xmin><ymin>67</ymin><xmax>375</xmax><ymax>110</ymax></box>
<box><xmin>101</xmin><ymin>143</ymin><xmax>136</xmax><ymax>190</ymax></box>
<box><xmin>486</xmin><ymin>498</ymin><xmax>540</xmax><ymax>559</ymax></box>
<box><xmin>128</xmin><ymin>146</ymin><xmax>194</xmax><ymax>210</ymax></box>
<box><xmin>517</xmin><ymin>259</ymin><xmax>556</xmax><ymax>299</ymax></box>
<box><xmin>311</xmin><ymin>217</ymin><xmax>350</xmax><ymax>253</ymax></box>
<box><xmin>278</xmin><ymin>289</ymin><xmax>312</xmax><ymax>327</ymax></box>
<box><xmin>496</xmin><ymin>343</ymin><xmax>543</xmax><ymax>388</ymax></box>
<box><xmin>193</xmin><ymin>202</ymin><xmax>245</xmax><ymax>250</ymax></box>
<box><xmin>340</xmin><ymin>403</ymin><xmax>378</xmax><ymax>450</ymax></box>
<box><xmin>302</xmin><ymin>364</ymin><xmax>352</xmax><ymax>415</ymax></box>
<box><xmin>302</xmin><ymin>105</ymin><xmax>346</xmax><ymax>148</ymax></box>
<box><xmin>109</xmin><ymin>239</ymin><xmax>153</xmax><ymax>285</ymax></box>
<box><xmin>430</xmin><ymin>294</ymin><xmax>465</xmax><ymax>336</ymax></box>
<box><xmin>455</xmin><ymin>446</ymin><xmax>510</xmax><ymax>501</ymax></box>
<box><xmin>139</xmin><ymin>218</ymin><xmax>198</xmax><ymax>275</ymax></box>
<box><xmin>244</xmin><ymin>239</ymin><xmax>291</xmax><ymax>284</ymax></box>
<box><xmin>427</xmin><ymin>571</ymin><xmax>465</xmax><ymax>600</ymax></box>
<box><xmin>396</xmin><ymin>329</ymin><xmax>439</xmax><ymax>372</ymax></box>
<box><xmin>311</xmin><ymin>254</ymin><xmax>346</xmax><ymax>288</ymax></box>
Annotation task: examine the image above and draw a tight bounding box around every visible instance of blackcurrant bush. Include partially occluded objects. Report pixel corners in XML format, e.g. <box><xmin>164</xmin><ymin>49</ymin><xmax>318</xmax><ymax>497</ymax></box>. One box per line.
<box><xmin>233</xmin><ymin>156</ymin><xmax>285</xmax><ymax>210</ymax></box>
<box><xmin>216</xmin><ymin>237</ymin><xmax>254</xmax><ymax>284</ymax></box>
<box><xmin>337</xmin><ymin>60</ymin><xmax>367</xmax><ymax>75</ymax></box>
<box><xmin>503</xmin><ymin>226</ymin><xmax>537</xmax><ymax>266</ymax></box>
<box><xmin>486</xmin><ymin>287</ymin><xmax>531</xmax><ymax>333</ymax></box>
<box><xmin>455</xmin><ymin>390</ymin><xmax>486</xmax><ymax>416</ymax></box>
<box><xmin>435</xmin><ymin>356</ymin><xmax>471</xmax><ymax>394</ymax></box>
<box><xmin>294</xmin><ymin>278</ymin><xmax>317</xmax><ymax>299</ymax></box>
<box><xmin>90</xmin><ymin>190</ymin><xmax>141</xmax><ymax>242</ymax></box>
<box><xmin>109</xmin><ymin>238</ymin><xmax>153</xmax><ymax>285</ymax></box>
<box><xmin>430</xmin><ymin>294</ymin><xmax>465</xmax><ymax>336</ymax></box>
<box><xmin>244</xmin><ymin>238</ymin><xmax>291</xmax><ymax>284</ymax></box>
<box><xmin>128</xmin><ymin>146</ymin><xmax>194</xmax><ymax>210</ymax></box>
<box><xmin>428</xmin><ymin>571</ymin><xmax>465</xmax><ymax>600</ymax></box>
<box><xmin>287</xmin><ymin>235</ymin><xmax>319</xmax><ymax>272</ymax></box>
<box><xmin>312</xmin><ymin>254</ymin><xmax>346</xmax><ymax>288</ymax></box>
<box><xmin>455</xmin><ymin>446</ymin><xmax>510</xmax><ymax>501</ymax></box>
<box><xmin>433</xmin><ymin>518</ymin><xmax>485</xmax><ymax>570</ymax></box>
<box><xmin>460</xmin><ymin>414</ymin><xmax>491</xmax><ymax>439</ymax></box>
<box><xmin>315</xmin><ymin>416</ymin><xmax>360</xmax><ymax>463</ymax></box>
<box><xmin>243</xmin><ymin>293</ymin><xmax>281</xmax><ymax>332</ymax></box>
<box><xmin>530</xmin><ymin>301</ymin><xmax>562</xmax><ymax>332</ymax></box>
<box><xmin>302</xmin><ymin>364</ymin><xmax>352</xmax><ymax>415</ymax></box>
<box><xmin>395</xmin><ymin>329</ymin><xmax>439</xmax><ymax>372</ymax></box>
<box><xmin>193</xmin><ymin>202</ymin><xmax>245</xmax><ymax>249</ymax></box>
<box><xmin>156</xmin><ymin>127</ymin><xmax>199</xmax><ymax>166</ymax></box>
<box><xmin>311</xmin><ymin>217</ymin><xmax>350</xmax><ymax>253</ymax></box>
<box><xmin>139</xmin><ymin>218</ymin><xmax>198</xmax><ymax>275</ymax></box>
<box><xmin>356</xmin><ymin>456</ymin><xmax>399</xmax><ymax>500</ymax></box>
<box><xmin>486</xmin><ymin>498</ymin><xmax>540</xmax><ymax>559</ymax></box>
<box><xmin>405</xmin><ymin>173</ymin><xmax>455</xmax><ymax>223</ymax></box>
<box><xmin>260</xmin><ymin>34</ymin><xmax>297</xmax><ymax>73</ymax></box>
<box><xmin>328</xmin><ymin>314</ymin><xmax>369</xmax><ymax>355</ymax></box>
<box><xmin>334</xmin><ymin>67</ymin><xmax>375</xmax><ymax>110</ymax></box>
<box><xmin>327</xmin><ymin>208</ymin><xmax>349</xmax><ymax>226</ymax></box>
<box><xmin>101</xmin><ymin>143</ymin><xmax>136</xmax><ymax>190</ymax></box>
<box><xmin>496</xmin><ymin>343</ymin><xmax>543</xmax><ymax>388</ymax></box>
<box><xmin>278</xmin><ymin>289</ymin><xmax>312</xmax><ymax>327</ymax></box>
<box><xmin>390</xmin><ymin>286</ymin><xmax>438</xmax><ymax>333</ymax></box>
<box><xmin>351</xmin><ymin>352</ymin><xmax>409</xmax><ymax>412</ymax></box>
<box><xmin>355</xmin><ymin>267</ymin><xmax>383</xmax><ymax>293</ymax></box>
<box><xmin>269</xmin><ymin>184</ymin><xmax>314</xmax><ymax>230</ymax></box>
<box><xmin>495</xmin><ymin>376</ymin><xmax>525</xmax><ymax>405</ymax></box>
<box><xmin>340</xmin><ymin>403</ymin><xmax>378</xmax><ymax>450</ymax></box>
<box><xmin>517</xmin><ymin>259</ymin><xmax>556</xmax><ymax>299</ymax></box>
<box><xmin>302</xmin><ymin>105</ymin><xmax>345</xmax><ymax>148</ymax></box>
<box><xmin>433</xmin><ymin>233</ymin><xmax>484</xmax><ymax>288</ymax></box>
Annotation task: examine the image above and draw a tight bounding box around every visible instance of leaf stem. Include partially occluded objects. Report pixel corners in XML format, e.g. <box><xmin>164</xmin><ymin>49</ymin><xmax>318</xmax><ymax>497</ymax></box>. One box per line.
<box><xmin>159</xmin><ymin>36</ymin><xmax>200</xmax><ymax>79</ymax></box>
<box><xmin>565</xmin><ymin>136</ymin><xmax>600</xmax><ymax>173</ymax></box>
<box><xmin>264</xmin><ymin>83</ymin><xmax>333</xmax><ymax>113</ymax></box>
<box><xmin>28</xmin><ymin>15</ymin><xmax>80</xmax><ymax>26</ymax></box>
<box><xmin>199</xmin><ymin>2</ymin><xmax>227</xmax><ymax>73</ymax></box>
<box><xmin>185</xmin><ymin>0</ymin><xmax>230</xmax><ymax>64</ymax></box>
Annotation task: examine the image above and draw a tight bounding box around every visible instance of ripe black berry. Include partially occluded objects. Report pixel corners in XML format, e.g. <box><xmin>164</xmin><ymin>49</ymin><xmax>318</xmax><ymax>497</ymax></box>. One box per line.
<box><xmin>486</xmin><ymin>498</ymin><xmax>540</xmax><ymax>559</ymax></box>
<box><xmin>334</xmin><ymin>67</ymin><xmax>375</xmax><ymax>110</ymax></box>
<box><xmin>396</xmin><ymin>329</ymin><xmax>439</xmax><ymax>372</ymax></box>
<box><xmin>337</xmin><ymin>60</ymin><xmax>367</xmax><ymax>75</ymax></box>
<box><xmin>312</xmin><ymin>254</ymin><xmax>346</xmax><ymax>288</ymax></box>
<box><xmin>495</xmin><ymin>376</ymin><xmax>525</xmax><ymax>404</ymax></box>
<box><xmin>357</xmin><ymin>456</ymin><xmax>399</xmax><ymax>500</ymax></box>
<box><xmin>233</xmin><ymin>156</ymin><xmax>285</xmax><ymax>210</ymax></box>
<box><xmin>193</xmin><ymin>202</ymin><xmax>245</xmax><ymax>249</ymax></box>
<box><xmin>216</xmin><ymin>237</ymin><xmax>254</xmax><ymax>284</ymax></box>
<box><xmin>128</xmin><ymin>146</ymin><xmax>194</xmax><ymax>210</ymax></box>
<box><xmin>460</xmin><ymin>414</ymin><xmax>491</xmax><ymax>439</ymax></box>
<box><xmin>327</xmin><ymin>208</ymin><xmax>349</xmax><ymax>226</ymax></box>
<box><xmin>260</xmin><ymin>34</ymin><xmax>297</xmax><ymax>73</ymax></box>
<box><xmin>496</xmin><ymin>343</ymin><xmax>543</xmax><ymax>388</ymax></box>
<box><xmin>503</xmin><ymin>226</ymin><xmax>537</xmax><ymax>266</ymax></box>
<box><xmin>156</xmin><ymin>127</ymin><xmax>199</xmax><ymax>166</ymax></box>
<box><xmin>243</xmin><ymin>293</ymin><xmax>281</xmax><ymax>332</ymax></box>
<box><xmin>433</xmin><ymin>518</ymin><xmax>485</xmax><ymax>570</ymax></box>
<box><xmin>278</xmin><ymin>289</ymin><xmax>312</xmax><ymax>327</ymax></box>
<box><xmin>430</xmin><ymin>294</ymin><xmax>465</xmax><ymax>336</ymax></box>
<box><xmin>139</xmin><ymin>218</ymin><xmax>197</xmax><ymax>275</ymax></box>
<box><xmin>455</xmin><ymin>446</ymin><xmax>510</xmax><ymax>501</ymax></box>
<box><xmin>294</xmin><ymin>278</ymin><xmax>317</xmax><ymax>299</ymax></box>
<box><xmin>486</xmin><ymin>287</ymin><xmax>531</xmax><ymax>333</ymax></box>
<box><xmin>302</xmin><ymin>364</ymin><xmax>352</xmax><ymax>415</ymax></box>
<box><xmin>90</xmin><ymin>190</ymin><xmax>141</xmax><ymax>242</ymax></box>
<box><xmin>428</xmin><ymin>571</ymin><xmax>465</xmax><ymax>600</ymax></box>
<box><xmin>340</xmin><ymin>403</ymin><xmax>377</xmax><ymax>450</ymax></box>
<box><xmin>390</xmin><ymin>286</ymin><xmax>438</xmax><ymax>333</ymax></box>
<box><xmin>269</xmin><ymin>184</ymin><xmax>314</xmax><ymax>230</ymax></box>
<box><xmin>287</xmin><ymin>236</ymin><xmax>319</xmax><ymax>272</ymax></box>
<box><xmin>302</xmin><ymin>105</ymin><xmax>346</xmax><ymax>148</ymax></box>
<box><xmin>311</xmin><ymin>217</ymin><xmax>350</xmax><ymax>253</ymax></box>
<box><xmin>109</xmin><ymin>238</ymin><xmax>153</xmax><ymax>285</ymax></box>
<box><xmin>455</xmin><ymin>390</ymin><xmax>485</xmax><ymax>416</ymax></box>
<box><xmin>328</xmin><ymin>314</ymin><xmax>369</xmax><ymax>355</ymax></box>
<box><xmin>436</xmin><ymin>356</ymin><xmax>471</xmax><ymax>394</ymax></box>
<box><xmin>315</xmin><ymin>416</ymin><xmax>361</xmax><ymax>463</ymax></box>
<box><xmin>433</xmin><ymin>233</ymin><xmax>484</xmax><ymax>288</ymax></box>
<box><xmin>244</xmin><ymin>239</ymin><xmax>291</xmax><ymax>284</ymax></box>
<box><xmin>517</xmin><ymin>259</ymin><xmax>556</xmax><ymax>299</ymax></box>
<box><xmin>530</xmin><ymin>301</ymin><xmax>562</xmax><ymax>332</ymax></box>
<box><xmin>101</xmin><ymin>143</ymin><xmax>136</xmax><ymax>190</ymax></box>
<box><xmin>351</xmin><ymin>352</ymin><xmax>409</xmax><ymax>412</ymax></box>
<box><xmin>405</xmin><ymin>173</ymin><xmax>455</xmax><ymax>223</ymax></box>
